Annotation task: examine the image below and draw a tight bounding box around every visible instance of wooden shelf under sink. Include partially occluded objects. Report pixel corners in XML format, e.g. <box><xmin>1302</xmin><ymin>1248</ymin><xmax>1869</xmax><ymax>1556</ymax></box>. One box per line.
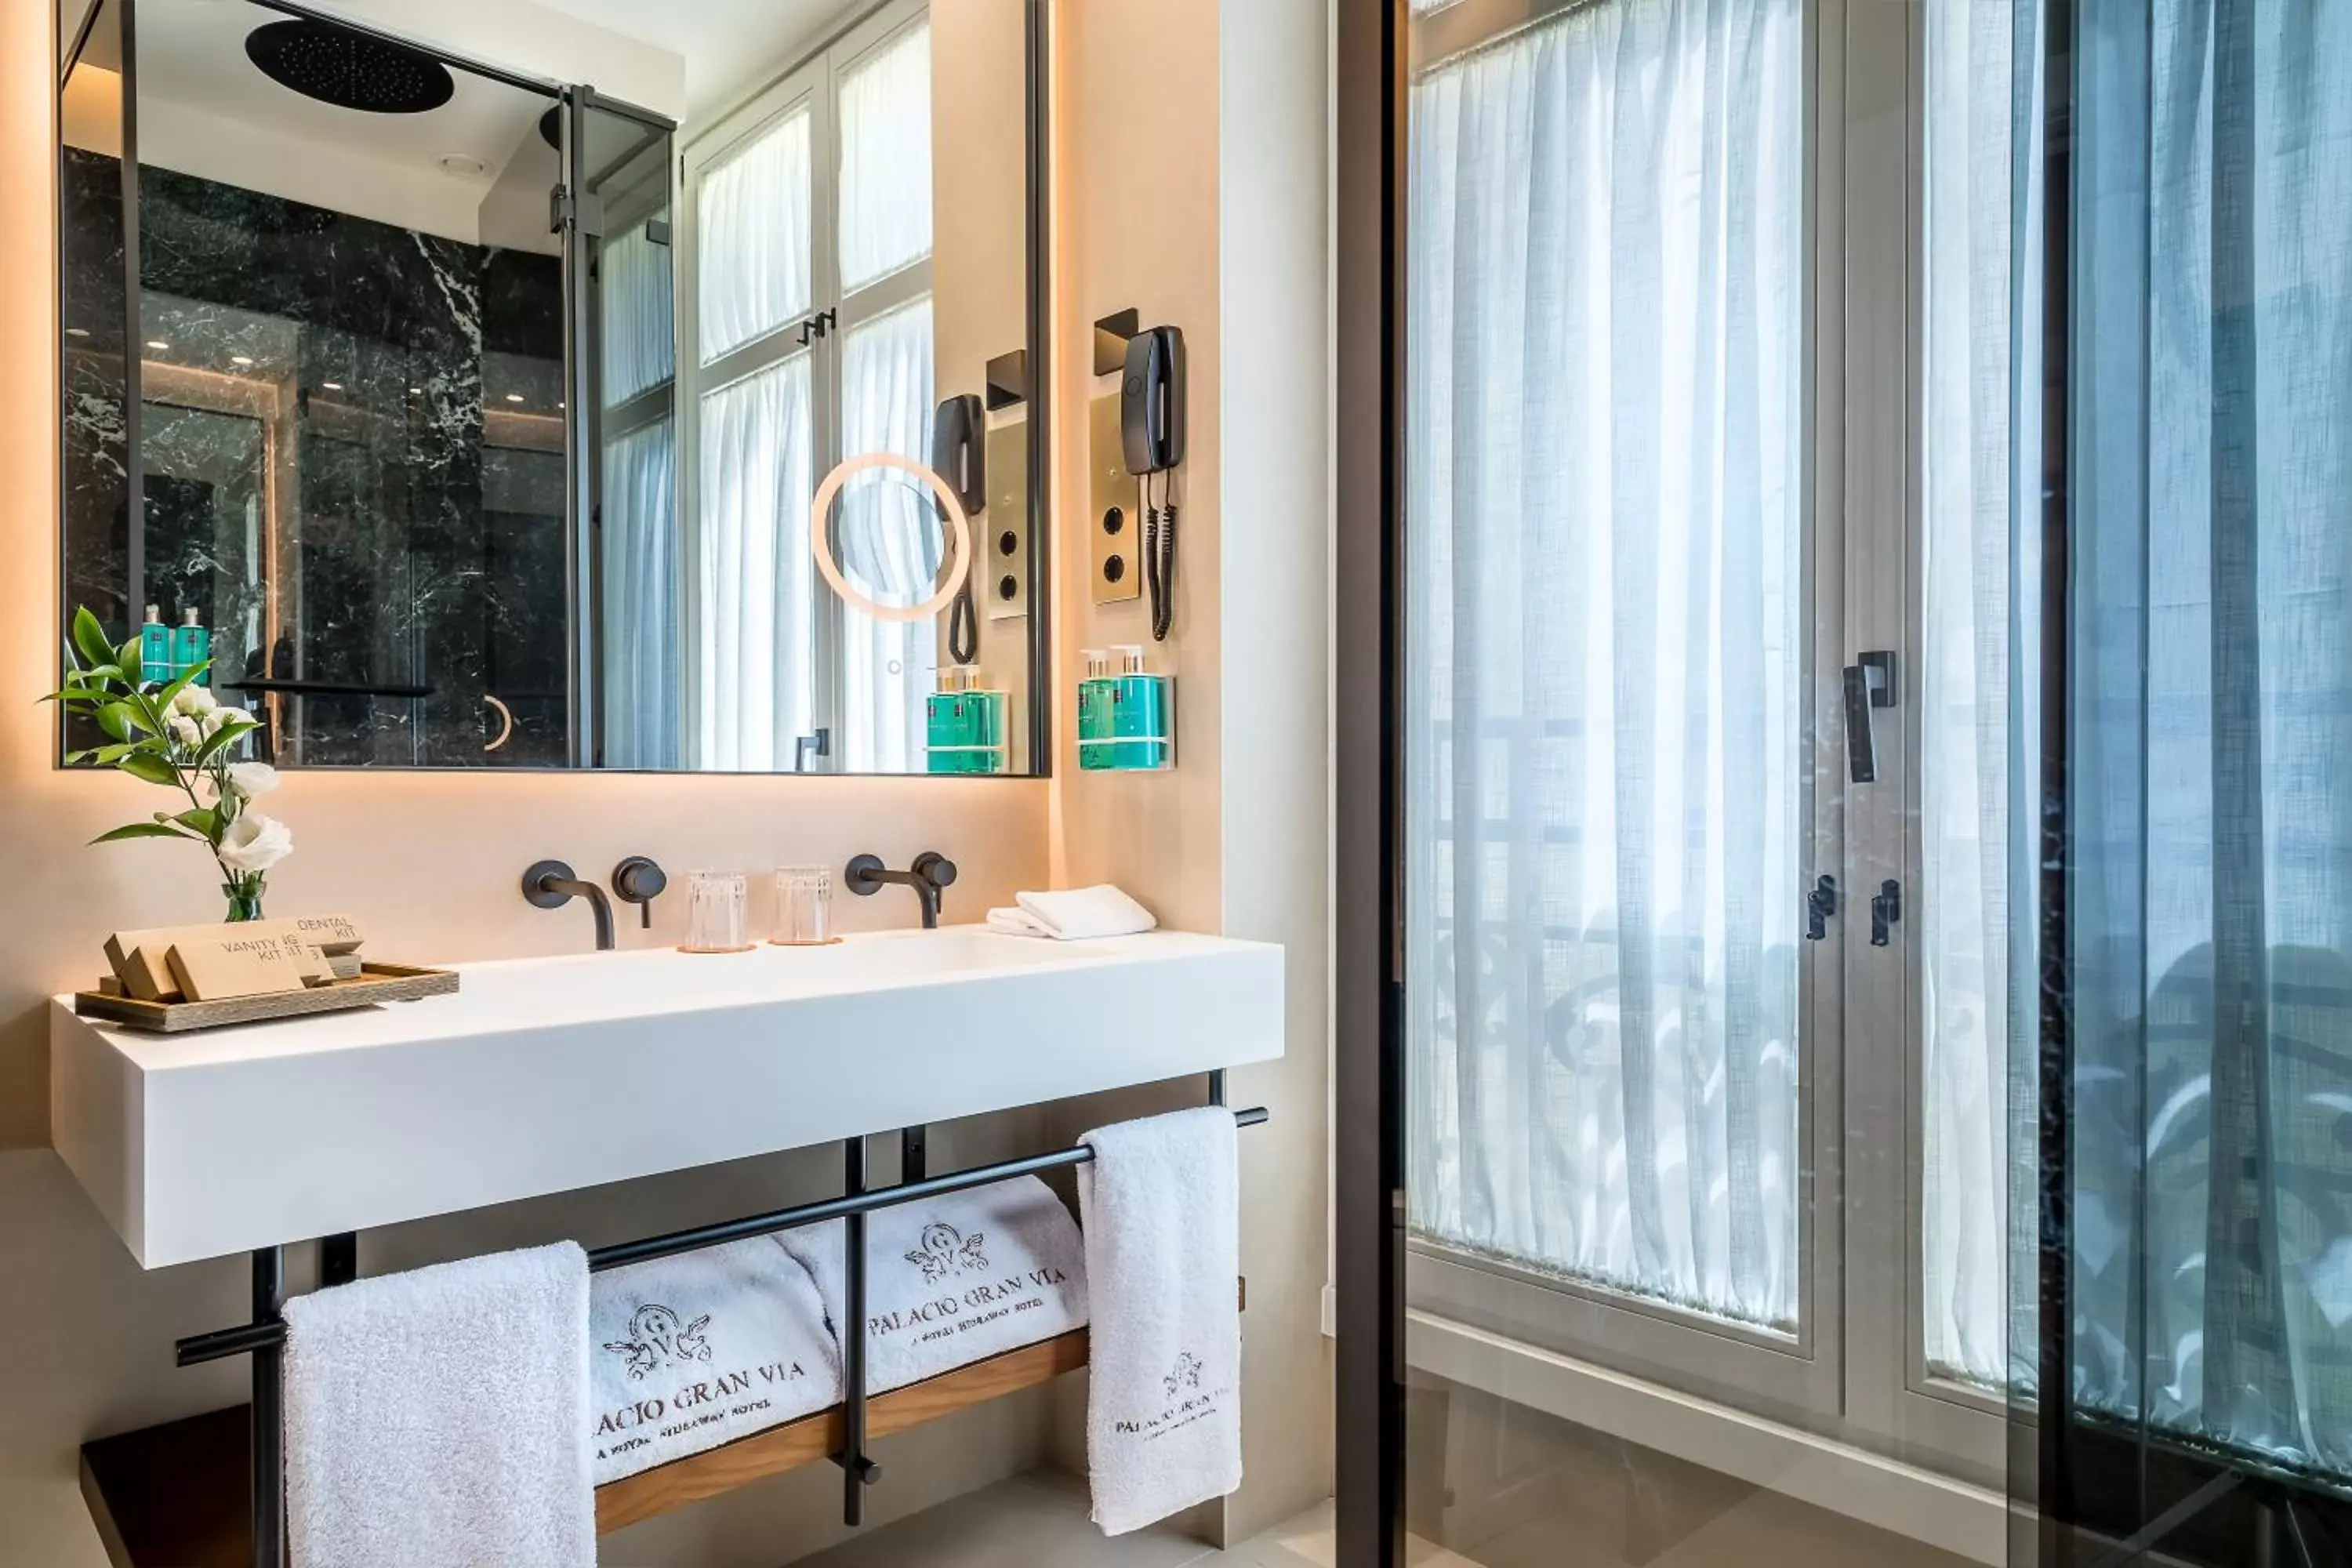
<box><xmin>79</xmin><ymin>1329</ymin><xmax>1091</xmax><ymax>1565</ymax></box>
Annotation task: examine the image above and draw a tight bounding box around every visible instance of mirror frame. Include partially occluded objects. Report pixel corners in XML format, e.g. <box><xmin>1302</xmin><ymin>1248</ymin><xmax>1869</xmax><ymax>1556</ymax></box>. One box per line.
<box><xmin>54</xmin><ymin>0</ymin><xmax>1055</xmax><ymax>778</ymax></box>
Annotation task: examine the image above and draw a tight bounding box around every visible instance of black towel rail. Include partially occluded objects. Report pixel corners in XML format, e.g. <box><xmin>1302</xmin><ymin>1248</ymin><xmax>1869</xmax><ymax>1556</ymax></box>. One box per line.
<box><xmin>174</xmin><ymin>1094</ymin><xmax>1266</xmax><ymax>1563</ymax></box>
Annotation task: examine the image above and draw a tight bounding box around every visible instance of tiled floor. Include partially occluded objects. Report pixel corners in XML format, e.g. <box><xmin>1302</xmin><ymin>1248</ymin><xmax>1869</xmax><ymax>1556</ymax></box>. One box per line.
<box><xmin>789</xmin><ymin>1433</ymin><xmax>1979</xmax><ymax>1568</ymax></box>
<box><xmin>786</xmin><ymin>1475</ymin><xmax>1461</xmax><ymax>1568</ymax></box>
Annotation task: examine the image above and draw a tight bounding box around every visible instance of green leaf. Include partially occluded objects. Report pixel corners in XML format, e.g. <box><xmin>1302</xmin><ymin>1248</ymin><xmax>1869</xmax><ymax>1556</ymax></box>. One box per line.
<box><xmin>64</xmin><ymin>742</ymin><xmax>140</xmax><ymax>768</ymax></box>
<box><xmin>172</xmin><ymin>806</ymin><xmax>220</xmax><ymax>839</ymax></box>
<box><xmin>89</xmin><ymin>822</ymin><xmax>195</xmax><ymax>845</ymax></box>
<box><xmin>71</xmin><ymin>607</ymin><xmax>115</xmax><ymax>670</ymax></box>
<box><xmin>118</xmin><ymin>636</ymin><xmax>147</xmax><ymax>680</ymax></box>
<box><xmin>191</xmin><ymin>717</ymin><xmax>258</xmax><ymax>767</ymax></box>
<box><xmin>118</xmin><ymin>752</ymin><xmax>180</xmax><ymax>788</ymax></box>
<box><xmin>96</xmin><ymin>702</ymin><xmax>140</xmax><ymax>742</ymax></box>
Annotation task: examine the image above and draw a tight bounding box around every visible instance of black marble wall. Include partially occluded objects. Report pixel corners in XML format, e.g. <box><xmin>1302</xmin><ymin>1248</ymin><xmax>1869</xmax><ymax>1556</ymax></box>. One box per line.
<box><xmin>60</xmin><ymin>148</ymin><xmax>569</xmax><ymax>768</ymax></box>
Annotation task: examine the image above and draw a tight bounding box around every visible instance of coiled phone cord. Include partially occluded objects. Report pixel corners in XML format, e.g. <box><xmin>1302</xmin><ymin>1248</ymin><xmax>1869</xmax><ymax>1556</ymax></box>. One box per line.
<box><xmin>1144</xmin><ymin>470</ymin><xmax>1178</xmax><ymax>642</ymax></box>
<box><xmin>947</xmin><ymin>579</ymin><xmax>978</xmax><ymax>664</ymax></box>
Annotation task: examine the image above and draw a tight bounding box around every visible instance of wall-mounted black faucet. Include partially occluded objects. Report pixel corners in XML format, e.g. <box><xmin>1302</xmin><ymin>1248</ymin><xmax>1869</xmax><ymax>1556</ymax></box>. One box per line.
<box><xmin>522</xmin><ymin>859</ymin><xmax>615</xmax><ymax>950</ymax></box>
<box><xmin>611</xmin><ymin>855</ymin><xmax>668</xmax><ymax>930</ymax></box>
<box><xmin>844</xmin><ymin>851</ymin><xmax>958</xmax><ymax>930</ymax></box>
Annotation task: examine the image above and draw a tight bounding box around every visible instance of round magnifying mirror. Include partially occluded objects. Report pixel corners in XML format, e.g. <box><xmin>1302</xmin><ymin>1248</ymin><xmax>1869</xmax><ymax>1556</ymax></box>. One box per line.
<box><xmin>809</xmin><ymin>452</ymin><xmax>972</xmax><ymax>622</ymax></box>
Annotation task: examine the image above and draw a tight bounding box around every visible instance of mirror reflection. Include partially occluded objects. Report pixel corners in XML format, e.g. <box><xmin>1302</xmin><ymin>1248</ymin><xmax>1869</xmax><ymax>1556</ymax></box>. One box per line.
<box><xmin>57</xmin><ymin>0</ymin><xmax>1040</xmax><ymax>774</ymax></box>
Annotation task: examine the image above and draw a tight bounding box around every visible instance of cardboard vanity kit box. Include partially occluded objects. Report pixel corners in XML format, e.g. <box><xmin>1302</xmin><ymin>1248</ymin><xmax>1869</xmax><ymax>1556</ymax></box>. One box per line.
<box><xmin>76</xmin><ymin>913</ymin><xmax>458</xmax><ymax>1033</ymax></box>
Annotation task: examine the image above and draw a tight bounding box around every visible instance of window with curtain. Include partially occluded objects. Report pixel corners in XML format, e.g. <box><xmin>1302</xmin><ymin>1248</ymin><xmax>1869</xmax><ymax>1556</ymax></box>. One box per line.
<box><xmin>695</xmin><ymin>356</ymin><xmax>815</xmax><ymax>770</ymax></box>
<box><xmin>1404</xmin><ymin>0</ymin><xmax>1808</xmax><ymax>1333</ymax></box>
<box><xmin>2066</xmin><ymin>0</ymin><xmax>2352</xmax><ymax>1482</ymax></box>
<box><xmin>1920</xmin><ymin>0</ymin><xmax>2040</xmax><ymax>1398</ymax></box>
<box><xmin>697</xmin><ymin>110</ymin><xmax>812</xmax><ymax>366</ymax></box>
<box><xmin>682</xmin><ymin>5</ymin><xmax>935</xmax><ymax>772</ymax></box>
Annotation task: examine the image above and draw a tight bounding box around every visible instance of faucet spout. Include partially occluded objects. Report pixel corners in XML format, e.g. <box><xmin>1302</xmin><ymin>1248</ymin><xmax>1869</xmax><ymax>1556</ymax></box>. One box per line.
<box><xmin>522</xmin><ymin>859</ymin><xmax>617</xmax><ymax>950</ymax></box>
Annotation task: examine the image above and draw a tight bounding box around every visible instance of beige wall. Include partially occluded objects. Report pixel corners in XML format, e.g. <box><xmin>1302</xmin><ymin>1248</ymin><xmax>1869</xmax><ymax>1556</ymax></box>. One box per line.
<box><xmin>1047</xmin><ymin>0</ymin><xmax>1334</xmax><ymax>1546</ymax></box>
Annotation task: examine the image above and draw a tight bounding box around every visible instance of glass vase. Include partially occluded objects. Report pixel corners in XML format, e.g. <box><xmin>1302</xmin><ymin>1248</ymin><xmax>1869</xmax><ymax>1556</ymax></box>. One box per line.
<box><xmin>223</xmin><ymin>873</ymin><xmax>265</xmax><ymax>923</ymax></box>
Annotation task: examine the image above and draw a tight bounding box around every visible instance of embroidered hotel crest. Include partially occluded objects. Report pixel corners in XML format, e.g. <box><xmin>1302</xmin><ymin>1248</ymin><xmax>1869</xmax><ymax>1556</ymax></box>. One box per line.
<box><xmin>904</xmin><ymin>1220</ymin><xmax>991</xmax><ymax>1283</ymax></box>
<box><xmin>602</xmin><ymin>1302</ymin><xmax>713</xmax><ymax>1382</ymax></box>
<box><xmin>1163</xmin><ymin>1352</ymin><xmax>1203</xmax><ymax>1399</ymax></box>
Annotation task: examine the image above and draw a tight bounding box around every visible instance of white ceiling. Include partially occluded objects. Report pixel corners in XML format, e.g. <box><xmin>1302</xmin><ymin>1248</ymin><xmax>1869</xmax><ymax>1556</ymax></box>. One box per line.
<box><xmin>525</xmin><ymin>0</ymin><xmax>854</xmax><ymax>123</ymax></box>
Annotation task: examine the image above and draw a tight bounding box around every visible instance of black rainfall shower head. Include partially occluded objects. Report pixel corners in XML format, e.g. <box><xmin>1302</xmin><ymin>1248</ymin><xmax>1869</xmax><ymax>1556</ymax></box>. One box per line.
<box><xmin>245</xmin><ymin>18</ymin><xmax>456</xmax><ymax>115</ymax></box>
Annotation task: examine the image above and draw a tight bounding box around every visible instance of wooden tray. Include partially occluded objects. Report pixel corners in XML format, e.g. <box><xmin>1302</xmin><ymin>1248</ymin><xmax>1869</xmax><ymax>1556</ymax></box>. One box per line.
<box><xmin>72</xmin><ymin>964</ymin><xmax>459</xmax><ymax>1033</ymax></box>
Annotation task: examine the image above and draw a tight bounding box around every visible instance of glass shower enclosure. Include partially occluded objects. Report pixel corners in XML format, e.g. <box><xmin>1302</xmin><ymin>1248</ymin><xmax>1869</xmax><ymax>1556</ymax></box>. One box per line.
<box><xmin>1335</xmin><ymin>2</ymin><xmax>2352</xmax><ymax>1566</ymax></box>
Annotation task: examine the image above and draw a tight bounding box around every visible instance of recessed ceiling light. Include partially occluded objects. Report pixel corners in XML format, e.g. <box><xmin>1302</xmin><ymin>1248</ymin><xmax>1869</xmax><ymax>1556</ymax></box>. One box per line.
<box><xmin>504</xmin><ymin>393</ymin><xmax>524</xmax><ymax>404</ymax></box>
<box><xmin>321</xmin><ymin>381</ymin><xmax>343</xmax><ymax>391</ymax></box>
<box><xmin>145</xmin><ymin>339</ymin><xmax>169</xmax><ymax>351</ymax></box>
<box><xmin>65</xmin><ymin>327</ymin><xmax>89</xmax><ymax>338</ymax></box>
<box><xmin>408</xmin><ymin>387</ymin><xmax>422</xmax><ymax>394</ymax></box>
<box><xmin>230</xmin><ymin>354</ymin><xmax>255</xmax><ymax>366</ymax></box>
<box><xmin>437</xmin><ymin>153</ymin><xmax>490</xmax><ymax>179</ymax></box>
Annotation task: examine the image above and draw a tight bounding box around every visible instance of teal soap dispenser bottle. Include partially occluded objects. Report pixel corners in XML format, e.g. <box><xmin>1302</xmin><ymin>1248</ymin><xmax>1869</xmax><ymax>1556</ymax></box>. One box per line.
<box><xmin>172</xmin><ymin>608</ymin><xmax>212</xmax><ymax>686</ymax></box>
<box><xmin>138</xmin><ymin>604</ymin><xmax>172</xmax><ymax>684</ymax></box>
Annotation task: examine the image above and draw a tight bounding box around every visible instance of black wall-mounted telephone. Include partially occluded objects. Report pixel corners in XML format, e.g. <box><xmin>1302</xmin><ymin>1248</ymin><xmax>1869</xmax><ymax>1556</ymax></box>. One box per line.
<box><xmin>1120</xmin><ymin>326</ymin><xmax>1185</xmax><ymax>641</ymax></box>
<box><xmin>931</xmin><ymin>394</ymin><xmax>986</xmax><ymax>664</ymax></box>
<box><xmin>1120</xmin><ymin>326</ymin><xmax>1185</xmax><ymax>476</ymax></box>
<box><xmin>930</xmin><ymin>393</ymin><xmax>986</xmax><ymax>517</ymax></box>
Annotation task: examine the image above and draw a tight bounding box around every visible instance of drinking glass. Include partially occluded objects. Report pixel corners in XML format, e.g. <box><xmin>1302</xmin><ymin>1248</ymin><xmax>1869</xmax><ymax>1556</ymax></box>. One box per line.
<box><xmin>771</xmin><ymin>866</ymin><xmax>836</xmax><ymax>946</ymax></box>
<box><xmin>681</xmin><ymin>869</ymin><xmax>753</xmax><ymax>953</ymax></box>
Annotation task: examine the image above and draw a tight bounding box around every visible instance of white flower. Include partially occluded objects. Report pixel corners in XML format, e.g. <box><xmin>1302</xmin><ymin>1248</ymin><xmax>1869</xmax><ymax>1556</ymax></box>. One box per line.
<box><xmin>200</xmin><ymin>706</ymin><xmax>235</xmax><ymax>739</ymax></box>
<box><xmin>166</xmin><ymin>715</ymin><xmax>202</xmax><ymax>749</ymax></box>
<box><xmin>171</xmin><ymin>685</ymin><xmax>220</xmax><ymax>717</ymax></box>
<box><xmin>217</xmin><ymin>812</ymin><xmax>294</xmax><ymax>874</ymax></box>
<box><xmin>224</xmin><ymin>761</ymin><xmax>279</xmax><ymax>797</ymax></box>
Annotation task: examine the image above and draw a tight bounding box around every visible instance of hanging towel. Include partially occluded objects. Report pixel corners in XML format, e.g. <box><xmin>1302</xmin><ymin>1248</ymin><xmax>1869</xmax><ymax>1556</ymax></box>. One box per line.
<box><xmin>985</xmin><ymin>884</ymin><xmax>1159</xmax><ymax>941</ymax></box>
<box><xmin>283</xmin><ymin>1240</ymin><xmax>593</xmax><ymax>1568</ymax></box>
<box><xmin>779</xmin><ymin>1174</ymin><xmax>1087</xmax><ymax>1392</ymax></box>
<box><xmin>588</xmin><ymin>1236</ymin><xmax>840</xmax><ymax>1484</ymax></box>
<box><xmin>1076</xmin><ymin>1106</ymin><xmax>1242</xmax><ymax>1536</ymax></box>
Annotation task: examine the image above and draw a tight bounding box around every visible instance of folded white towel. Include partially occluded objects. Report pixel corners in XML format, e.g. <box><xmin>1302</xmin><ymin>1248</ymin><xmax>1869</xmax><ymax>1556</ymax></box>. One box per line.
<box><xmin>985</xmin><ymin>885</ymin><xmax>1159</xmax><ymax>941</ymax></box>
<box><xmin>780</xmin><ymin>1174</ymin><xmax>1087</xmax><ymax>1393</ymax></box>
<box><xmin>1076</xmin><ymin>1107</ymin><xmax>1243</xmax><ymax>1536</ymax></box>
<box><xmin>284</xmin><ymin>1241</ymin><xmax>593</xmax><ymax>1568</ymax></box>
<box><xmin>588</xmin><ymin>1235</ymin><xmax>840</xmax><ymax>1484</ymax></box>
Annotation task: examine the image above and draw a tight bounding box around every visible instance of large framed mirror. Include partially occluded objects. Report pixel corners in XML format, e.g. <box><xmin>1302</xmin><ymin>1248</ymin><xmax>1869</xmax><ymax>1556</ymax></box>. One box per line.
<box><xmin>56</xmin><ymin>0</ymin><xmax>1047</xmax><ymax>774</ymax></box>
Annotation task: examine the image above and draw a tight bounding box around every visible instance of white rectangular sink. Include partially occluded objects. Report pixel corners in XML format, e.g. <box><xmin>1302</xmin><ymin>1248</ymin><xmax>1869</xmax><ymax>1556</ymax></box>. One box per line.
<box><xmin>51</xmin><ymin>926</ymin><xmax>1283</xmax><ymax>1269</ymax></box>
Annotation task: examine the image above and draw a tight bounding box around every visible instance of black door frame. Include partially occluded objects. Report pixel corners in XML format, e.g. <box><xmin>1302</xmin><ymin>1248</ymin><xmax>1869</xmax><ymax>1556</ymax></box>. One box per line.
<box><xmin>1332</xmin><ymin>1</ymin><xmax>1407</xmax><ymax>1565</ymax></box>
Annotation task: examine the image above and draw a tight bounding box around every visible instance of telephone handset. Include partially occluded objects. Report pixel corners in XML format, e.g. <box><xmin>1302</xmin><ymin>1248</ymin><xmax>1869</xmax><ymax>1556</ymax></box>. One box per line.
<box><xmin>1120</xmin><ymin>326</ymin><xmax>1185</xmax><ymax>641</ymax></box>
<box><xmin>931</xmin><ymin>394</ymin><xmax>985</xmax><ymax>664</ymax></box>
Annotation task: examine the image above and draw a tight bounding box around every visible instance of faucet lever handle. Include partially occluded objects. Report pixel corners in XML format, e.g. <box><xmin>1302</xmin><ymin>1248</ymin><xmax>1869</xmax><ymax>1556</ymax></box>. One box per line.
<box><xmin>612</xmin><ymin>856</ymin><xmax>669</xmax><ymax>930</ymax></box>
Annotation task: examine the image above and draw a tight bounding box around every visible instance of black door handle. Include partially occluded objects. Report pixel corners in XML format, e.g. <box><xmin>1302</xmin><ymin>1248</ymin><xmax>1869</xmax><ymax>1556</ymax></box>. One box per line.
<box><xmin>1871</xmin><ymin>879</ymin><xmax>1901</xmax><ymax>947</ymax></box>
<box><xmin>1805</xmin><ymin>875</ymin><xmax>1837</xmax><ymax>941</ymax></box>
<box><xmin>1842</xmin><ymin>651</ymin><xmax>1897</xmax><ymax>784</ymax></box>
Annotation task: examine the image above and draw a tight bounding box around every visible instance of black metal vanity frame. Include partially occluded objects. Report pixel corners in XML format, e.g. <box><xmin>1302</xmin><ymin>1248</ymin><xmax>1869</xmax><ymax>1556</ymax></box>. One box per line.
<box><xmin>176</xmin><ymin>1072</ymin><xmax>1252</xmax><ymax>1566</ymax></box>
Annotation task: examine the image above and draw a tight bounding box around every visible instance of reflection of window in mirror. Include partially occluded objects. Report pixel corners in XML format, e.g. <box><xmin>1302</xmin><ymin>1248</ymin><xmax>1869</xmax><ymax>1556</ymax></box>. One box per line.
<box><xmin>684</xmin><ymin>0</ymin><xmax>966</xmax><ymax>776</ymax></box>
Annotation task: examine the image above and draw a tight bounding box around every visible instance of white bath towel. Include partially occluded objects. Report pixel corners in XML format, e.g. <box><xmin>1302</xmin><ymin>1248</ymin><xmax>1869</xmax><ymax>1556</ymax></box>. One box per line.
<box><xmin>985</xmin><ymin>884</ymin><xmax>1158</xmax><ymax>940</ymax></box>
<box><xmin>1076</xmin><ymin>1107</ymin><xmax>1242</xmax><ymax>1536</ymax></box>
<box><xmin>779</xmin><ymin>1174</ymin><xmax>1087</xmax><ymax>1393</ymax></box>
<box><xmin>283</xmin><ymin>1240</ymin><xmax>593</xmax><ymax>1568</ymax></box>
<box><xmin>588</xmin><ymin>1236</ymin><xmax>840</xmax><ymax>1484</ymax></box>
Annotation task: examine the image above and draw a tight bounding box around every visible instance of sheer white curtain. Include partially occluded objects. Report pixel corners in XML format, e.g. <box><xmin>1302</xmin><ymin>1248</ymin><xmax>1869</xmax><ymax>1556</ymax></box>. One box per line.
<box><xmin>2066</xmin><ymin>0</ymin><xmax>2352</xmax><ymax>1478</ymax></box>
<box><xmin>1405</xmin><ymin>0</ymin><xmax>1806</xmax><ymax>1329</ymax></box>
<box><xmin>837</xmin><ymin>296</ymin><xmax>936</xmax><ymax>774</ymax></box>
<box><xmin>601</xmin><ymin>219</ymin><xmax>675</xmax><ymax>407</ymax></box>
<box><xmin>838</xmin><ymin>22</ymin><xmax>931</xmax><ymax>291</ymax></box>
<box><xmin>603</xmin><ymin>418</ymin><xmax>680</xmax><ymax>769</ymax></box>
<box><xmin>1920</xmin><ymin>0</ymin><xmax>2042</xmax><ymax>1392</ymax></box>
<box><xmin>695</xmin><ymin>358</ymin><xmax>815</xmax><ymax>771</ymax></box>
<box><xmin>699</xmin><ymin>110</ymin><xmax>811</xmax><ymax>364</ymax></box>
